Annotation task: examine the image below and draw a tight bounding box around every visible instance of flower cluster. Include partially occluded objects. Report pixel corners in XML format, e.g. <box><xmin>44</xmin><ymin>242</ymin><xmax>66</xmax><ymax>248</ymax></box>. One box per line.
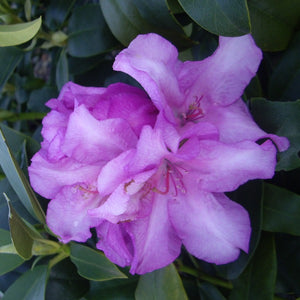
<box><xmin>29</xmin><ymin>33</ymin><xmax>289</xmax><ymax>274</ymax></box>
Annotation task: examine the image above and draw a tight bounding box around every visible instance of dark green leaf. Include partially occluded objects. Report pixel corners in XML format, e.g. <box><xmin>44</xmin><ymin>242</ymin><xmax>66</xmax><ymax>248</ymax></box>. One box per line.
<box><xmin>198</xmin><ymin>282</ymin><xmax>226</xmax><ymax>300</ymax></box>
<box><xmin>69</xmin><ymin>54</ymin><xmax>106</xmax><ymax>75</ymax></box>
<box><xmin>248</xmin><ymin>0</ymin><xmax>300</xmax><ymax>51</ymax></box>
<box><xmin>229</xmin><ymin>233</ymin><xmax>277</xmax><ymax>300</ymax></box>
<box><xmin>250</xmin><ymin>98</ymin><xmax>300</xmax><ymax>171</ymax></box>
<box><xmin>0</xmin><ymin>229</ymin><xmax>24</xmax><ymax>276</ymax></box>
<box><xmin>262</xmin><ymin>183</ymin><xmax>300</xmax><ymax>236</ymax></box>
<box><xmin>0</xmin><ymin>127</ymin><xmax>45</xmax><ymax>223</ymax></box>
<box><xmin>2</xmin><ymin>265</ymin><xmax>48</xmax><ymax>300</ymax></box>
<box><xmin>56</xmin><ymin>48</ymin><xmax>69</xmax><ymax>90</ymax></box>
<box><xmin>135</xmin><ymin>263</ymin><xmax>188</xmax><ymax>300</ymax></box>
<box><xmin>0</xmin><ymin>46</ymin><xmax>24</xmax><ymax>93</ymax></box>
<box><xmin>269</xmin><ymin>31</ymin><xmax>300</xmax><ymax>101</ymax></box>
<box><xmin>100</xmin><ymin>0</ymin><xmax>193</xmax><ymax>48</ymax></box>
<box><xmin>178</xmin><ymin>0</ymin><xmax>250</xmax><ymax>36</ymax></box>
<box><xmin>28</xmin><ymin>86</ymin><xmax>57</xmax><ymax>112</ymax></box>
<box><xmin>70</xmin><ymin>243</ymin><xmax>127</xmax><ymax>281</ymax></box>
<box><xmin>0</xmin><ymin>17</ymin><xmax>41</xmax><ymax>46</ymax></box>
<box><xmin>68</xmin><ymin>4</ymin><xmax>117</xmax><ymax>57</ymax></box>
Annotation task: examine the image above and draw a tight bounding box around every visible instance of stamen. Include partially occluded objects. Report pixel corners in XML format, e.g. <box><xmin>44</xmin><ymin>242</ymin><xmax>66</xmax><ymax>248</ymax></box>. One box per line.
<box><xmin>181</xmin><ymin>95</ymin><xmax>204</xmax><ymax>124</ymax></box>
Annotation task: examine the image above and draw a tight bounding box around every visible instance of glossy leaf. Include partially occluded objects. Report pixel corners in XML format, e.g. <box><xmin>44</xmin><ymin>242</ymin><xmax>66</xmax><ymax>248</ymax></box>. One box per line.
<box><xmin>70</xmin><ymin>243</ymin><xmax>127</xmax><ymax>281</ymax></box>
<box><xmin>0</xmin><ymin>228</ymin><xmax>24</xmax><ymax>276</ymax></box>
<box><xmin>67</xmin><ymin>4</ymin><xmax>116</xmax><ymax>57</ymax></box>
<box><xmin>0</xmin><ymin>17</ymin><xmax>41</xmax><ymax>46</ymax></box>
<box><xmin>0</xmin><ymin>46</ymin><xmax>24</xmax><ymax>92</ymax></box>
<box><xmin>100</xmin><ymin>0</ymin><xmax>193</xmax><ymax>48</ymax></box>
<box><xmin>248</xmin><ymin>0</ymin><xmax>300</xmax><ymax>51</ymax></box>
<box><xmin>229</xmin><ymin>233</ymin><xmax>277</xmax><ymax>300</ymax></box>
<box><xmin>269</xmin><ymin>31</ymin><xmax>300</xmax><ymax>101</ymax></box>
<box><xmin>262</xmin><ymin>183</ymin><xmax>300</xmax><ymax>236</ymax></box>
<box><xmin>0</xmin><ymin>127</ymin><xmax>45</xmax><ymax>223</ymax></box>
<box><xmin>135</xmin><ymin>263</ymin><xmax>188</xmax><ymax>300</ymax></box>
<box><xmin>178</xmin><ymin>0</ymin><xmax>250</xmax><ymax>36</ymax></box>
<box><xmin>250</xmin><ymin>98</ymin><xmax>300</xmax><ymax>171</ymax></box>
<box><xmin>2</xmin><ymin>265</ymin><xmax>48</xmax><ymax>300</ymax></box>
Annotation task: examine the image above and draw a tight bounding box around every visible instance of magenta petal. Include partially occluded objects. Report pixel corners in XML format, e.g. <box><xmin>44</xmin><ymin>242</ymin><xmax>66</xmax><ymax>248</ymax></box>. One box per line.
<box><xmin>188</xmin><ymin>139</ymin><xmax>277</xmax><ymax>192</ymax></box>
<box><xmin>128</xmin><ymin>195</ymin><xmax>181</xmax><ymax>274</ymax></box>
<box><xmin>169</xmin><ymin>188</ymin><xmax>251</xmax><ymax>264</ymax></box>
<box><xmin>61</xmin><ymin>104</ymin><xmax>137</xmax><ymax>163</ymax></box>
<box><xmin>179</xmin><ymin>34</ymin><xmax>262</xmax><ymax>107</ymax></box>
<box><xmin>47</xmin><ymin>185</ymin><xmax>101</xmax><ymax>243</ymax></box>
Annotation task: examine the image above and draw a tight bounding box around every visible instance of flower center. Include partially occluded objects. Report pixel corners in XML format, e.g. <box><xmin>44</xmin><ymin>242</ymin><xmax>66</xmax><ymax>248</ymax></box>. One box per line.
<box><xmin>181</xmin><ymin>95</ymin><xmax>204</xmax><ymax>125</ymax></box>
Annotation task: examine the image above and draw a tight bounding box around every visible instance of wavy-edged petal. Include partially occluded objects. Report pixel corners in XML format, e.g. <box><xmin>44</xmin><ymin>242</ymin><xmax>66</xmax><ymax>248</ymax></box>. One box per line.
<box><xmin>169</xmin><ymin>187</ymin><xmax>251</xmax><ymax>264</ymax></box>
<box><xmin>47</xmin><ymin>185</ymin><xmax>101</xmax><ymax>243</ymax></box>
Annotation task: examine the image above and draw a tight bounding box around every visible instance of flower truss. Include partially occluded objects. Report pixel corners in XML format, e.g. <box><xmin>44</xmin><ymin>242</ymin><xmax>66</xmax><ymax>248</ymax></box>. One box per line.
<box><xmin>29</xmin><ymin>33</ymin><xmax>289</xmax><ymax>274</ymax></box>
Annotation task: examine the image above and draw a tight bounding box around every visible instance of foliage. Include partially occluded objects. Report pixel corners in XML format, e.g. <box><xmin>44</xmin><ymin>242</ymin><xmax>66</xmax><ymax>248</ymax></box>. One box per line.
<box><xmin>0</xmin><ymin>0</ymin><xmax>299</xmax><ymax>299</ymax></box>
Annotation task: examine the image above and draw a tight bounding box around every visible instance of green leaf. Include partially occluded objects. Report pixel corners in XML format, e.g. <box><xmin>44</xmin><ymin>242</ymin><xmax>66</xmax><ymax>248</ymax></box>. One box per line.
<box><xmin>250</xmin><ymin>98</ymin><xmax>300</xmax><ymax>171</ymax></box>
<box><xmin>269</xmin><ymin>31</ymin><xmax>300</xmax><ymax>101</ymax></box>
<box><xmin>56</xmin><ymin>48</ymin><xmax>69</xmax><ymax>90</ymax></box>
<box><xmin>177</xmin><ymin>0</ymin><xmax>250</xmax><ymax>36</ymax></box>
<box><xmin>100</xmin><ymin>0</ymin><xmax>193</xmax><ymax>48</ymax></box>
<box><xmin>248</xmin><ymin>0</ymin><xmax>300</xmax><ymax>51</ymax></box>
<box><xmin>229</xmin><ymin>233</ymin><xmax>277</xmax><ymax>300</ymax></box>
<box><xmin>0</xmin><ymin>228</ymin><xmax>24</xmax><ymax>276</ymax></box>
<box><xmin>135</xmin><ymin>263</ymin><xmax>188</xmax><ymax>300</ymax></box>
<box><xmin>0</xmin><ymin>17</ymin><xmax>41</xmax><ymax>47</ymax></box>
<box><xmin>28</xmin><ymin>86</ymin><xmax>57</xmax><ymax>112</ymax></box>
<box><xmin>262</xmin><ymin>183</ymin><xmax>300</xmax><ymax>236</ymax></box>
<box><xmin>198</xmin><ymin>282</ymin><xmax>226</xmax><ymax>300</ymax></box>
<box><xmin>67</xmin><ymin>4</ymin><xmax>117</xmax><ymax>57</ymax></box>
<box><xmin>2</xmin><ymin>265</ymin><xmax>48</xmax><ymax>300</ymax></box>
<box><xmin>0</xmin><ymin>46</ymin><xmax>24</xmax><ymax>93</ymax></box>
<box><xmin>70</xmin><ymin>243</ymin><xmax>127</xmax><ymax>281</ymax></box>
<box><xmin>0</xmin><ymin>127</ymin><xmax>45</xmax><ymax>223</ymax></box>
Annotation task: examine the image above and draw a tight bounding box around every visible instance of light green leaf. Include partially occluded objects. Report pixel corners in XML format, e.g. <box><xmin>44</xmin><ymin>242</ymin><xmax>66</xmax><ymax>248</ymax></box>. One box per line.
<box><xmin>0</xmin><ymin>127</ymin><xmax>45</xmax><ymax>223</ymax></box>
<box><xmin>229</xmin><ymin>233</ymin><xmax>277</xmax><ymax>300</ymax></box>
<box><xmin>135</xmin><ymin>263</ymin><xmax>188</xmax><ymax>300</ymax></box>
<box><xmin>262</xmin><ymin>183</ymin><xmax>300</xmax><ymax>236</ymax></box>
<box><xmin>2</xmin><ymin>265</ymin><xmax>48</xmax><ymax>300</ymax></box>
<box><xmin>70</xmin><ymin>243</ymin><xmax>127</xmax><ymax>281</ymax></box>
<box><xmin>0</xmin><ymin>228</ymin><xmax>24</xmax><ymax>276</ymax></box>
<box><xmin>178</xmin><ymin>0</ymin><xmax>250</xmax><ymax>36</ymax></box>
<box><xmin>0</xmin><ymin>17</ymin><xmax>41</xmax><ymax>47</ymax></box>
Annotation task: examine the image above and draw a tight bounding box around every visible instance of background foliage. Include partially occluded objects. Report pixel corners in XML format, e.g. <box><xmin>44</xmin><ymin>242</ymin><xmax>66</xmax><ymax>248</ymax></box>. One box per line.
<box><xmin>0</xmin><ymin>0</ymin><xmax>299</xmax><ymax>299</ymax></box>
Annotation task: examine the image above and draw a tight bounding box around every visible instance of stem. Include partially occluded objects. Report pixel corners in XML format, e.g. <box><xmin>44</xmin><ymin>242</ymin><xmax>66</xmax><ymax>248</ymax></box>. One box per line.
<box><xmin>178</xmin><ymin>265</ymin><xmax>233</xmax><ymax>289</ymax></box>
<box><xmin>1</xmin><ymin>112</ymin><xmax>46</xmax><ymax>122</ymax></box>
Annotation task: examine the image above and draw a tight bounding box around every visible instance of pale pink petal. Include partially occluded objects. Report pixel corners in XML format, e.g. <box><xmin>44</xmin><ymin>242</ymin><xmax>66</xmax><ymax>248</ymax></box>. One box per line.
<box><xmin>185</xmin><ymin>139</ymin><xmax>277</xmax><ymax>192</ymax></box>
<box><xmin>47</xmin><ymin>185</ymin><xmax>101</xmax><ymax>243</ymax></box>
<box><xmin>179</xmin><ymin>34</ymin><xmax>262</xmax><ymax>107</ymax></box>
<box><xmin>113</xmin><ymin>33</ymin><xmax>183</xmax><ymax>111</ymax></box>
<box><xmin>29</xmin><ymin>151</ymin><xmax>102</xmax><ymax>198</ymax></box>
<box><xmin>127</xmin><ymin>194</ymin><xmax>181</xmax><ymax>274</ymax></box>
<box><xmin>61</xmin><ymin>104</ymin><xmax>138</xmax><ymax>163</ymax></box>
<box><xmin>96</xmin><ymin>221</ymin><xmax>133</xmax><ymax>268</ymax></box>
<box><xmin>168</xmin><ymin>187</ymin><xmax>251</xmax><ymax>264</ymax></box>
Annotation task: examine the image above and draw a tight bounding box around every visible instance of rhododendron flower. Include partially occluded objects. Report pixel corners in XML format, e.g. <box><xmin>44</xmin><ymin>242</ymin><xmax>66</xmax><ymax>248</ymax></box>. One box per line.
<box><xmin>29</xmin><ymin>33</ymin><xmax>289</xmax><ymax>275</ymax></box>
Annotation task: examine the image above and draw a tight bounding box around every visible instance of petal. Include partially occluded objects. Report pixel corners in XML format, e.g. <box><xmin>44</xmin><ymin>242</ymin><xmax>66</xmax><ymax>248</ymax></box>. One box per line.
<box><xmin>29</xmin><ymin>151</ymin><xmax>102</xmax><ymax>198</ymax></box>
<box><xmin>127</xmin><ymin>194</ymin><xmax>181</xmax><ymax>274</ymax></box>
<box><xmin>61</xmin><ymin>104</ymin><xmax>138</xmax><ymax>163</ymax></box>
<box><xmin>113</xmin><ymin>33</ymin><xmax>183</xmax><ymax>112</ymax></box>
<box><xmin>179</xmin><ymin>34</ymin><xmax>262</xmax><ymax>107</ymax></box>
<box><xmin>168</xmin><ymin>187</ymin><xmax>251</xmax><ymax>264</ymax></box>
<box><xmin>186</xmin><ymin>139</ymin><xmax>277</xmax><ymax>192</ymax></box>
<box><xmin>96</xmin><ymin>221</ymin><xmax>133</xmax><ymax>268</ymax></box>
<box><xmin>47</xmin><ymin>185</ymin><xmax>101</xmax><ymax>243</ymax></box>
<box><xmin>200</xmin><ymin>99</ymin><xmax>289</xmax><ymax>151</ymax></box>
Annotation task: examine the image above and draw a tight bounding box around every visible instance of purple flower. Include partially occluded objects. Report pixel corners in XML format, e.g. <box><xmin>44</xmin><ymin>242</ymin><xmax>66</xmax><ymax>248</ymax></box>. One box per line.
<box><xmin>29</xmin><ymin>33</ymin><xmax>289</xmax><ymax>274</ymax></box>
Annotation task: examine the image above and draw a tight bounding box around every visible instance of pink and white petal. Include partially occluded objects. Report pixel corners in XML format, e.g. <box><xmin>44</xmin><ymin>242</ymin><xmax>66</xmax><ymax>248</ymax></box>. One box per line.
<box><xmin>113</xmin><ymin>33</ymin><xmax>184</xmax><ymax>110</ymax></box>
<box><xmin>201</xmin><ymin>99</ymin><xmax>289</xmax><ymax>151</ymax></box>
<box><xmin>29</xmin><ymin>151</ymin><xmax>102</xmax><ymax>199</ymax></box>
<box><xmin>168</xmin><ymin>188</ymin><xmax>251</xmax><ymax>264</ymax></box>
<box><xmin>179</xmin><ymin>34</ymin><xmax>262</xmax><ymax>107</ymax></box>
<box><xmin>188</xmin><ymin>139</ymin><xmax>277</xmax><ymax>192</ymax></box>
<box><xmin>46</xmin><ymin>185</ymin><xmax>101</xmax><ymax>243</ymax></box>
<box><xmin>61</xmin><ymin>104</ymin><xmax>138</xmax><ymax>163</ymax></box>
<box><xmin>96</xmin><ymin>221</ymin><xmax>133</xmax><ymax>268</ymax></box>
<box><xmin>179</xmin><ymin>121</ymin><xmax>219</xmax><ymax>141</ymax></box>
<box><xmin>127</xmin><ymin>194</ymin><xmax>182</xmax><ymax>274</ymax></box>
